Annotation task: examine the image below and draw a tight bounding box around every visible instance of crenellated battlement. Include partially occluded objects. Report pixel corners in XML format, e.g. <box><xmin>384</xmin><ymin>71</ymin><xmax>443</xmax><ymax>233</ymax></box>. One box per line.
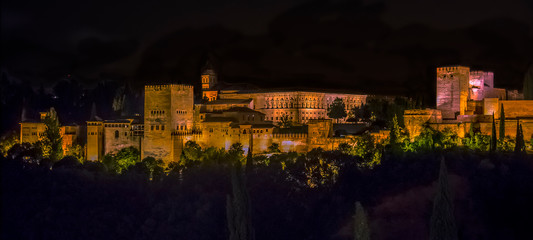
<box><xmin>172</xmin><ymin>130</ymin><xmax>203</xmax><ymax>137</ymax></box>
<box><xmin>273</xmin><ymin>133</ymin><xmax>308</xmax><ymax>139</ymax></box>
<box><xmin>437</xmin><ymin>66</ymin><xmax>470</xmax><ymax>73</ymax></box>
<box><xmin>145</xmin><ymin>84</ymin><xmax>194</xmax><ymax>91</ymax></box>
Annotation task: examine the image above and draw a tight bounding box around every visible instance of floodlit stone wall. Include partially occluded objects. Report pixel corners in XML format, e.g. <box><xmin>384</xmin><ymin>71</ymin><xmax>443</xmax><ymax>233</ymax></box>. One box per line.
<box><xmin>20</xmin><ymin>121</ymin><xmax>81</xmax><ymax>158</ymax></box>
<box><xmin>500</xmin><ymin>100</ymin><xmax>533</xmax><ymax>119</ymax></box>
<box><xmin>103</xmin><ymin>121</ymin><xmax>142</xmax><ymax>155</ymax></box>
<box><xmin>20</xmin><ymin>122</ymin><xmax>46</xmax><ymax>144</ymax></box>
<box><xmin>404</xmin><ymin>109</ymin><xmax>442</xmax><ymax>139</ymax></box>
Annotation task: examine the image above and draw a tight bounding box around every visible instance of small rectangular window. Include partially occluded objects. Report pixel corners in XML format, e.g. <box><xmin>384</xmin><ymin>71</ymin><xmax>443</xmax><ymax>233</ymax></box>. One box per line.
<box><xmin>161</xmin><ymin>125</ymin><xmax>165</xmax><ymax>130</ymax></box>
<box><xmin>156</xmin><ymin>125</ymin><xmax>159</xmax><ymax>130</ymax></box>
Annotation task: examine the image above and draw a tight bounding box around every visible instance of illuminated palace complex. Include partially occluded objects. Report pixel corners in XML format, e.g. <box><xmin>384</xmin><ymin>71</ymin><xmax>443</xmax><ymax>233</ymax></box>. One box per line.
<box><xmin>89</xmin><ymin>61</ymin><xmax>374</xmax><ymax>163</ymax></box>
<box><xmin>404</xmin><ymin>66</ymin><xmax>533</xmax><ymax>140</ymax></box>
<box><xmin>20</xmin><ymin>63</ymin><xmax>533</xmax><ymax>163</ymax></box>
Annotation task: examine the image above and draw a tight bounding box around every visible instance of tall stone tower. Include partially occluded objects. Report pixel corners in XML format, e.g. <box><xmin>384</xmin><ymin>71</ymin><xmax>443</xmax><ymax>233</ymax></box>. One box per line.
<box><xmin>201</xmin><ymin>60</ymin><xmax>218</xmax><ymax>101</ymax></box>
<box><xmin>86</xmin><ymin>104</ymin><xmax>103</xmax><ymax>161</ymax></box>
<box><xmin>469</xmin><ymin>71</ymin><xmax>494</xmax><ymax>101</ymax></box>
<box><xmin>436</xmin><ymin>66</ymin><xmax>470</xmax><ymax>119</ymax></box>
<box><xmin>143</xmin><ymin>84</ymin><xmax>194</xmax><ymax>163</ymax></box>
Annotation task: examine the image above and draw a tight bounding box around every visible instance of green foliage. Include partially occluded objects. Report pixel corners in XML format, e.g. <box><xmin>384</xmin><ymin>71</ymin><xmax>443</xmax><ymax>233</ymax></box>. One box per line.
<box><xmin>229</xmin><ymin>143</ymin><xmax>246</xmax><ymax>164</ymax></box>
<box><xmin>352</xmin><ymin>133</ymin><xmax>382</xmax><ymax>168</ymax></box>
<box><xmin>40</xmin><ymin>108</ymin><xmax>63</xmax><ymax>162</ymax></box>
<box><xmin>463</xmin><ymin>133</ymin><xmax>491</xmax><ymax>152</ymax></box>
<box><xmin>462</xmin><ymin>124</ymin><xmax>490</xmax><ymax>152</ymax></box>
<box><xmin>103</xmin><ymin>146</ymin><xmax>140</xmax><ymax>174</ymax></box>
<box><xmin>430</xmin><ymin>158</ymin><xmax>458</xmax><ymax>240</ymax></box>
<box><xmin>134</xmin><ymin>157</ymin><xmax>165</xmax><ymax>180</ymax></box>
<box><xmin>354</xmin><ymin>202</ymin><xmax>370</xmax><ymax>240</ymax></box>
<box><xmin>180</xmin><ymin>141</ymin><xmax>228</xmax><ymax>166</ymax></box>
<box><xmin>499</xmin><ymin>104</ymin><xmax>505</xmax><ymax>141</ymax></box>
<box><xmin>202</xmin><ymin>147</ymin><xmax>228</xmax><ymax>165</ymax></box>
<box><xmin>497</xmin><ymin>137</ymin><xmax>515</xmax><ymax>152</ymax></box>
<box><xmin>67</xmin><ymin>142</ymin><xmax>84</xmax><ymax>162</ymax></box>
<box><xmin>267</xmin><ymin>143</ymin><xmax>281</xmax><ymax>153</ymax></box>
<box><xmin>302</xmin><ymin>148</ymin><xmax>340</xmax><ymax>188</ymax></box>
<box><xmin>181</xmin><ymin>141</ymin><xmax>203</xmax><ymax>164</ymax></box>
<box><xmin>0</xmin><ymin>131</ymin><xmax>19</xmax><ymax>157</ymax></box>
<box><xmin>338</xmin><ymin>143</ymin><xmax>352</xmax><ymax>154</ymax></box>
<box><xmin>327</xmin><ymin>97</ymin><xmax>347</xmax><ymax>122</ymax></box>
<box><xmin>406</xmin><ymin>127</ymin><xmax>459</xmax><ymax>153</ymax></box>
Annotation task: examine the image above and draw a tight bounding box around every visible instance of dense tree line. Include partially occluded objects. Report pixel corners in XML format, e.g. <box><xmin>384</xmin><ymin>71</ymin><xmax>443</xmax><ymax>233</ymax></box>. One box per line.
<box><xmin>2</xmin><ymin>139</ymin><xmax>533</xmax><ymax>240</ymax></box>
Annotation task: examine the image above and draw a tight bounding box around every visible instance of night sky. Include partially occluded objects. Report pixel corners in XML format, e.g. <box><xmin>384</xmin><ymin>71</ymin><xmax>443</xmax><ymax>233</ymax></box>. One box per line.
<box><xmin>2</xmin><ymin>0</ymin><xmax>533</xmax><ymax>96</ymax></box>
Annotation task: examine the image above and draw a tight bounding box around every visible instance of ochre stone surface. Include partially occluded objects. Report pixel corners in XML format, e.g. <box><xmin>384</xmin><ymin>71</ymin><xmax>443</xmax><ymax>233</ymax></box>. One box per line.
<box><xmin>143</xmin><ymin>84</ymin><xmax>194</xmax><ymax>164</ymax></box>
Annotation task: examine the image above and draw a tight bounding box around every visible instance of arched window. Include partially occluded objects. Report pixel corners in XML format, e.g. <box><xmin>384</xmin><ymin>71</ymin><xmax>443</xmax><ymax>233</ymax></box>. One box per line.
<box><xmin>114</xmin><ymin>130</ymin><xmax>119</xmax><ymax>139</ymax></box>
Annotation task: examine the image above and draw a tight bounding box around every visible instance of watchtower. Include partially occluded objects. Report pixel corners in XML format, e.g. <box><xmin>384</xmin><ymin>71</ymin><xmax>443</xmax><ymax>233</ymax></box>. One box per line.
<box><xmin>201</xmin><ymin>60</ymin><xmax>218</xmax><ymax>101</ymax></box>
<box><xmin>436</xmin><ymin>66</ymin><xmax>470</xmax><ymax>119</ymax></box>
<box><xmin>143</xmin><ymin>84</ymin><xmax>194</xmax><ymax>163</ymax></box>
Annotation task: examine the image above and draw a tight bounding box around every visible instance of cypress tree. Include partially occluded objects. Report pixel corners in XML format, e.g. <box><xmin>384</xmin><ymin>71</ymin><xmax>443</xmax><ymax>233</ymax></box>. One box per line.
<box><xmin>467</xmin><ymin>122</ymin><xmax>476</xmax><ymax>148</ymax></box>
<box><xmin>354</xmin><ymin>202</ymin><xmax>370</xmax><ymax>240</ymax></box>
<box><xmin>515</xmin><ymin>121</ymin><xmax>525</xmax><ymax>153</ymax></box>
<box><xmin>227</xmin><ymin>161</ymin><xmax>255</xmax><ymax>240</ymax></box>
<box><xmin>490</xmin><ymin>113</ymin><xmax>497</xmax><ymax>152</ymax></box>
<box><xmin>430</xmin><ymin>158</ymin><xmax>458</xmax><ymax>240</ymax></box>
<box><xmin>499</xmin><ymin>104</ymin><xmax>505</xmax><ymax>141</ymax></box>
<box><xmin>41</xmin><ymin>108</ymin><xmax>63</xmax><ymax>162</ymax></box>
<box><xmin>389</xmin><ymin>114</ymin><xmax>400</xmax><ymax>145</ymax></box>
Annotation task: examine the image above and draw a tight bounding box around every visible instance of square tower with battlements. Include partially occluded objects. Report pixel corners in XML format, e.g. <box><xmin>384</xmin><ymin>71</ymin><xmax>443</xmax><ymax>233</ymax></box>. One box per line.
<box><xmin>143</xmin><ymin>84</ymin><xmax>194</xmax><ymax>163</ymax></box>
<box><xmin>436</xmin><ymin>66</ymin><xmax>470</xmax><ymax>119</ymax></box>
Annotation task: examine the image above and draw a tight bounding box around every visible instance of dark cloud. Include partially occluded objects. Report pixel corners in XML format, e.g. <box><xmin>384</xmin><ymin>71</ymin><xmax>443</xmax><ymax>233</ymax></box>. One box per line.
<box><xmin>1</xmin><ymin>0</ymin><xmax>532</xmax><ymax>101</ymax></box>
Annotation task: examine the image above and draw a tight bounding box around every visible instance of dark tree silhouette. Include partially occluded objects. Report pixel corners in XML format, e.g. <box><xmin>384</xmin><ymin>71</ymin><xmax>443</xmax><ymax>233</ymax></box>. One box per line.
<box><xmin>327</xmin><ymin>97</ymin><xmax>347</xmax><ymax>123</ymax></box>
<box><xmin>389</xmin><ymin>114</ymin><xmax>400</xmax><ymax>145</ymax></box>
<box><xmin>515</xmin><ymin>121</ymin><xmax>525</xmax><ymax>153</ymax></box>
<box><xmin>430</xmin><ymin>158</ymin><xmax>458</xmax><ymax>240</ymax></box>
<box><xmin>227</xmin><ymin>161</ymin><xmax>255</xmax><ymax>240</ymax></box>
<box><xmin>354</xmin><ymin>201</ymin><xmax>370</xmax><ymax>240</ymax></box>
<box><xmin>490</xmin><ymin>114</ymin><xmax>497</xmax><ymax>152</ymax></box>
<box><xmin>499</xmin><ymin>104</ymin><xmax>505</xmax><ymax>141</ymax></box>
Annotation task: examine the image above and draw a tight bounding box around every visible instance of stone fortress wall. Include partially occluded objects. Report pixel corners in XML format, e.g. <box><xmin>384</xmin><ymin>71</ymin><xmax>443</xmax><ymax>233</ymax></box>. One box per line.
<box><xmin>406</xmin><ymin>65</ymin><xmax>533</xmax><ymax>141</ymax></box>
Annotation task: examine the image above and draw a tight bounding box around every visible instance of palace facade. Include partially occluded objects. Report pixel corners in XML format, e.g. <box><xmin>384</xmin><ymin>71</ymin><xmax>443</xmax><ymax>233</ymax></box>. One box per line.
<box><xmin>84</xmin><ymin>61</ymin><xmax>378</xmax><ymax>163</ymax></box>
<box><xmin>20</xmin><ymin>63</ymin><xmax>532</xmax><ymax>163</ymax></box>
